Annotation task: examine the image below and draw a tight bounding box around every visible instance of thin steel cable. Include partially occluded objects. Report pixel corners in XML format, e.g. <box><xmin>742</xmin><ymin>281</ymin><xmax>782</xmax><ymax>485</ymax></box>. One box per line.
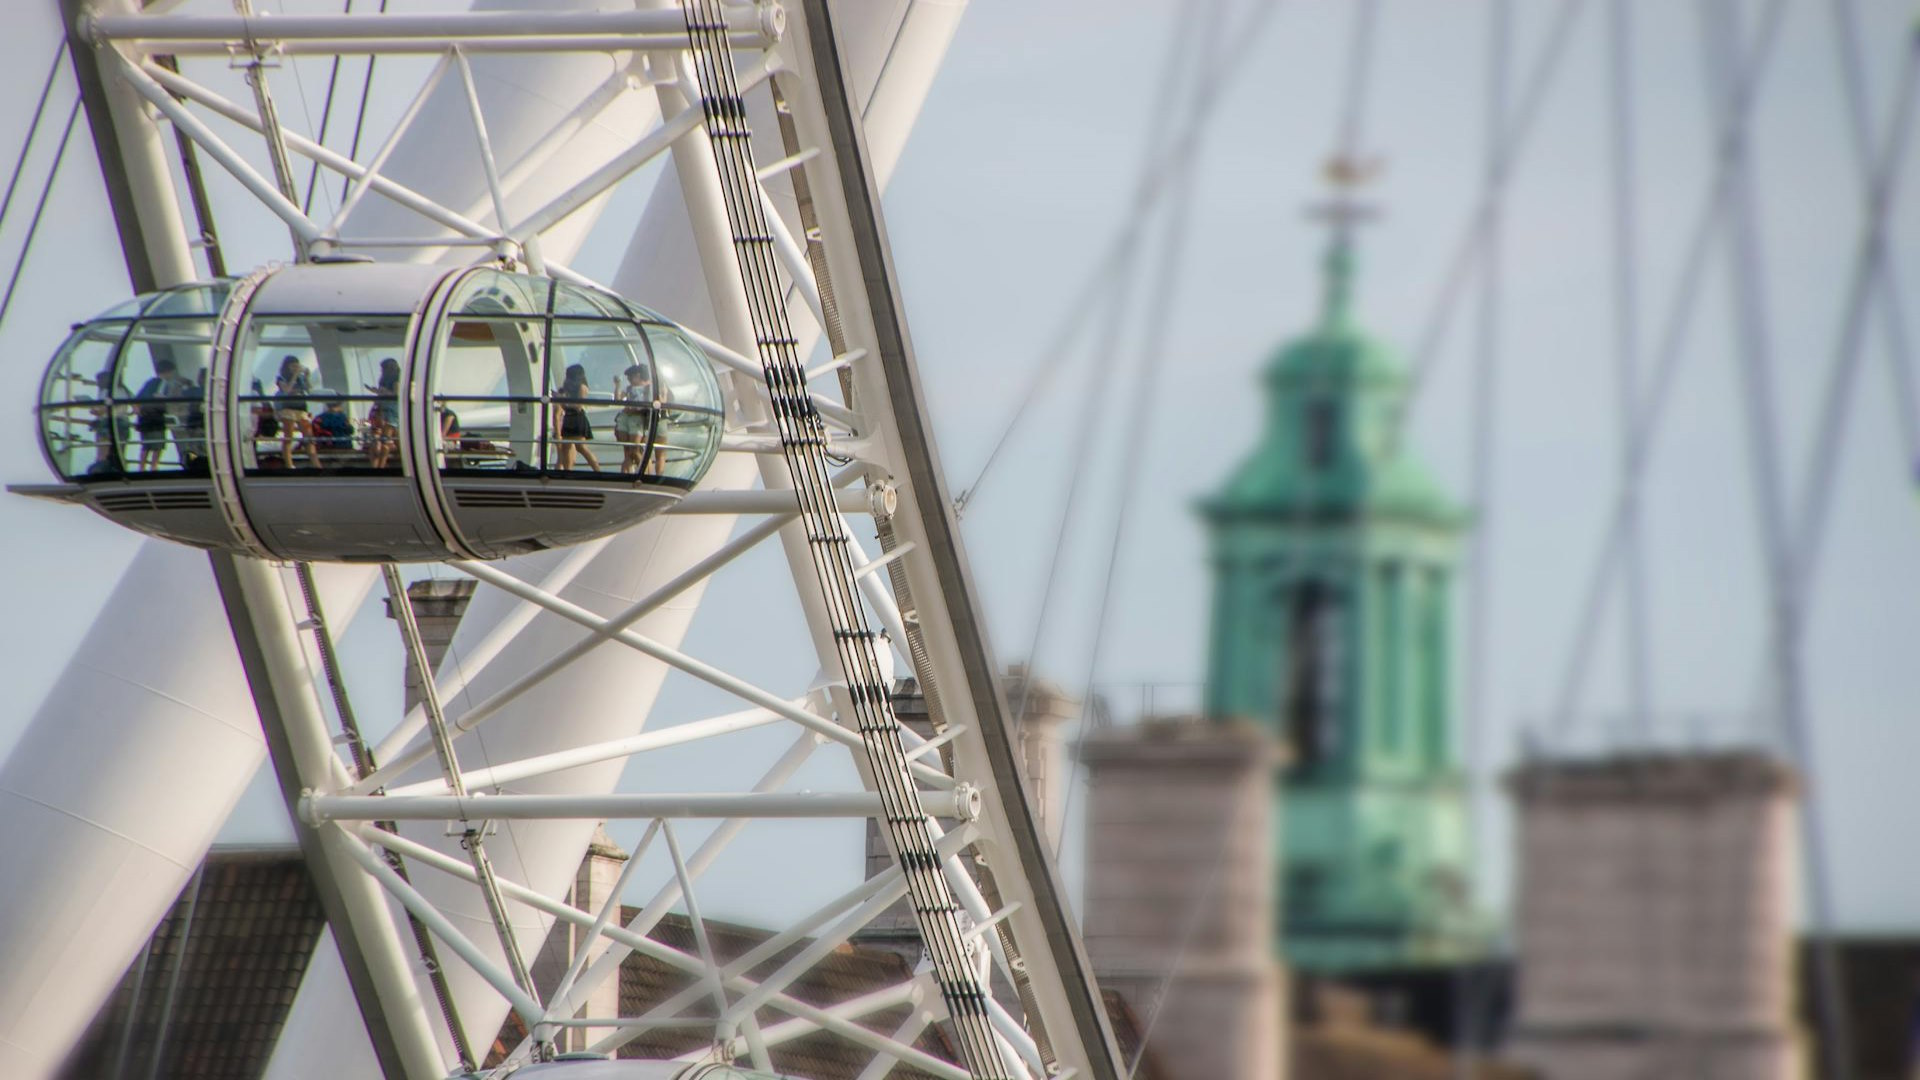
<box><xmin>1545</xmin><ymin>0</ymin><xmax>1790</xmax><ymax>744</ymax></box>
<box><xmin>1394</xmin><ymin>0</ymin><xmax>1593</xmax><ymax>446</ymax></box>
<box><xmin>270</xmin><ymin>1</ymin><xmax>335</xmax><ymax>219</ymax></box>
<box><xmin>1830</xmin><ymin>0</ymin><xmax>1920</xmax><ymax>468</ymax></box>
<box><xmin>340</xmin><ymin>1</ymin><xmax>392</xmax><ymax>206</ymax></box>
<box><xmin>1606</xmin><ymin>0</ymin><xmax>1654</xmax><ymax>740</ymax></box>
<box><xmin>0</xmin><ymin>95</ymin><xmax>80</xmax><ymax>332</ymax></box>
<box><xmin>956</xmin><ymin>2</ymin><xmax>1198</xmax><ymax>517</ymax></box>
<box><xmin>1052</xmin><ymin>0</ymin><xmax>1228</xmax><ymax>859</ymax></box>
<box><xmin>959</xmin><ymin>0</ymin><xmax>1287</xmax><ymax>513</ymax></box>
<box><xmin>302</xmin><ymin>0</ymin><xmax>354</xmax><ymax>216</ymax></box>
<box><xmin>1786</xmin><ymin>9</ymin><xmax>1920</xmax><ymax>612</ymax></box>
<box><xmin>1007</xmin><ymin>0</ymin><xmax>1208</xmax><ymax>731</ymax></box>
<box><xmin>1125</xmin><ymin>782</ymin><xmax>1240</xmax><ymax>1080</ymax></box>
<box><xmin>1697</xmin><ymin>3</ymin><xmax>1854</xmax><ymax>1077</ymax></box>
<box><xmin>1332</xmin><ymin>0</ymin><xmax>1381</xmax><ymax>165</ymax></box>
<box><xmin>1453</xmin><ymin>1</ymin><xmax>1510</xmax><ymax>1072</ymax></box>
<box><xmin>0</xmin><ymin>40</ymin><xmax>67</xmax><ymax>245</ymax></box>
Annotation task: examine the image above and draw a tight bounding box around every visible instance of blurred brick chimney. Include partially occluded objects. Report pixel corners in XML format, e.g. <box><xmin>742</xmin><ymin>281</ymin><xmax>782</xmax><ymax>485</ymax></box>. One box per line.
<box><xmin>381</xmin><ymin>578</ymin><xmax>477</xmax><ymax>714</ymax></box>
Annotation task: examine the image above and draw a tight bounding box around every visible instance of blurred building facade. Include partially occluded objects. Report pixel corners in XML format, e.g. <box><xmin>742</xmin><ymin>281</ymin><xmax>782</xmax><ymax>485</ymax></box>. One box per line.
<box><xmin>1503</xmin><ymin>751</ymin><xmax>1807</xmax><ymax>1080</ymax></box>
<box><xmin>1080</xmin><ymin>718</ymin><xmax>1288</xmax><ymax>1080</ymax></box>
<box><xmin>1198</xmin><ymin>220</ymin><xmax>1479</xmax><ymax>972</ymax></box>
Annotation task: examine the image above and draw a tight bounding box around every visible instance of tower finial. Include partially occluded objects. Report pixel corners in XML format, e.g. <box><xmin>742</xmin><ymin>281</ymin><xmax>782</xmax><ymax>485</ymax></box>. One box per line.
<box><xmin>1308</xmin><ymin>155</ymin><xmax>1382</xmax><ymax>326</ymax></box>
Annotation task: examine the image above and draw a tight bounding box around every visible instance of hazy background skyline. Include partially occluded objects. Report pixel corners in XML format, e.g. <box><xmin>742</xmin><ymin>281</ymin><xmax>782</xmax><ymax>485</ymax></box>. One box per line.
<box><xmin>0</xmin><ymin>0</ymin><xmax>1915</xmax><ymax>933</ymax></box>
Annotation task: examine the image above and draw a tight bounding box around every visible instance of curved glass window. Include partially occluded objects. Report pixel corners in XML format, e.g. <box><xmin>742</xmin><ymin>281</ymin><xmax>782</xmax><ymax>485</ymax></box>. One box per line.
<box><xmin>37</xmin><ymin>281</ymin><xmax>230</xmax><ymax>480</ymax></box>
<box><xmin>643</xmin><ymin>324</ymin><xmax>723</xmax><ymax>485</ymax></box>
<box><xmin>237</xmin><ymin>316</ymin><xmax>410</xmax><ymax>472</ymax></box>
<box><xmin>431</xmin><ymin>271</ymin><xmax>724</xmax><ymax>488</ymax></box>
<box><xmin>39</xmin><ymin>321</ymin><xmax>132</xmax><ymax>478</ymax></box>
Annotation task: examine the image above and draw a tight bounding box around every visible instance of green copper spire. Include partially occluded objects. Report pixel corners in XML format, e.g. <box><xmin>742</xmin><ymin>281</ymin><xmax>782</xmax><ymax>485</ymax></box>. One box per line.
<box><xmin>1319</xmin><ymin>216</ymin><xmax>1358</xmax><ymax>328</ymax></box>
<box><xmin>1198</xmin><ymin>175</ymin><xmax>1482</xmax><ymax>973</ymax></box>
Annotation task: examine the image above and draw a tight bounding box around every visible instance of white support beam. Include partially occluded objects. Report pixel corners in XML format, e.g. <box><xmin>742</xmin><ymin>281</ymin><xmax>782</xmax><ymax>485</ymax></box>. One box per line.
<box><xmin>143</xmin><ymin>62</ymin><xmax>496</xmax><ymax>246</ymax></box>
<box><xmin>724</xmin><ymin>981</ymin><xmax>958</xmax><ymax>1080</ymax></box>
<box><xmin>306</xmin><ymin>788</ymin><xmax>977</xmax><ymax>823</ymax></box>
<box><xmin>382</xmin><ymin>704</ymin><xmax>788</xmax><ymax>798</ymax></box>
<box><xmin>452</xmin><ymin>49</ymin><xmax>521</xmax><ymax>266</ymax></box>
<box><xmin>536</xmin><ymin>820</ymin><xmax>658</xmax><ymax>1049</ymax></box>
<box><xmin>806</xmin><ymin>346</ymin><xmax>868</xmax><ymax>381</ymax></box>
<box><xmin>669</xmin><ymin>488</ymin><xmax>868</xmax><ymax>514</ymax></box>
<box><xmin>86</xmin><ymin>7</ymin><xmax>781</xmax><ymax>47</ymax></box>
<box><xmin>717</xmin><ymin>869</ymin><xmax>913</xmax><ymax>1026</ymax></box>
<box><xmin>662</xmin><ymin>822</ymin><xmax>735</xmax><ymax>1042</ymax></box>
<box><xmin>758</xmin><ymin>181</ymin><xmax>824</xmax><ymax>324</ymax></box>
<box><xmin>678</xmin><ymin>322</ymin><xmax>864</xmax><ymax>429</ymax></box>
<box><xmin>553</xmin><ymin>733</ymin><xmax>818</xmax><ymax>1029</ymax></box>
<box><xmin>510</xmin><ymin>58</ymin><xmax>777</xmax><ymax>243</ymax></box>
<box><xmin>853</xmin><ymin>1009</ymin><xmax>935</xmax><ymax>1080</ymax></box>
<box><xmin>449</xmin><ymin>559</ymin><xmax>956</xmax><ymax>790</ymax></box>
<box><xmin>336</xmin><ymin>829</ymin><xmax>544</xmax><ymax>1025</ymax></box>
<box><xmin>110</xmin><ymin>53</ymin><xmax>321</xmax><ymax>245</ymax></box>
<box><xmin>354</xmin><ymin>517</ymin><xmax>789</xmax><ymax>795</ymax></box>
<box><xmin>360</xmin><ymin>817</ymin><xmax>905</xmax><ymax>1076</ymax></box>
<box><xmin>320</xmin><ymin>48</ymin><xmax>451</xmax><ymax>242</ymax></box>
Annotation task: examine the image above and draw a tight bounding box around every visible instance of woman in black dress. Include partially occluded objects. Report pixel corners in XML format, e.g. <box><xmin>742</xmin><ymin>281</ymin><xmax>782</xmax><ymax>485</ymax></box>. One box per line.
<box><xmin>552</xmin><ymin>362</ymin><xmax>601</xmax><ymax>471</ymax></box>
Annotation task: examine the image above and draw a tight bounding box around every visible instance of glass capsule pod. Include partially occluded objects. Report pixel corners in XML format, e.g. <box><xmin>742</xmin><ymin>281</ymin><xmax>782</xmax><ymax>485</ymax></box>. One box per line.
<box><xmin>28</xmin><ymin>263</ymin><xmax>724</xmax><ymax>562</ymax></box>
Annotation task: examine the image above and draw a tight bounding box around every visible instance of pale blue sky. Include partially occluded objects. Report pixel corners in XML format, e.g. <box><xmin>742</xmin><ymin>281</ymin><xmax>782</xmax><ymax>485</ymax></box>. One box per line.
<box><xmin>0</xmin><ymin>0</ymin><xmax>1916</xmax><ymax>933</ymax></box>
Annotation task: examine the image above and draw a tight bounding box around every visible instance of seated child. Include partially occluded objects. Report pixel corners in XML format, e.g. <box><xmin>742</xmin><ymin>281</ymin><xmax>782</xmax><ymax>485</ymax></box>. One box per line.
<box><xmin>312</xmin><ymin>396</ymin><xmax>355</xmax><ymax>452</ymax></box>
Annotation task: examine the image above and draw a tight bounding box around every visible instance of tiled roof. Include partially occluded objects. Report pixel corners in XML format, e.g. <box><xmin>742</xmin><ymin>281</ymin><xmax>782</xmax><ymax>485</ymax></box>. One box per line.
<box><xmin>491</xmin><ymin>910</ymin><xmax>960</xmax><ymax>1079</ymax></box>
<box><xmin>70</xmin><ymin>849</ymin><xmax>1155</xmax><ymax>1080</ymax></box>
<box><xmin>60</xmin><ymin>847</ymin><xmax>327</xmax><ymax>1080</ymax></box>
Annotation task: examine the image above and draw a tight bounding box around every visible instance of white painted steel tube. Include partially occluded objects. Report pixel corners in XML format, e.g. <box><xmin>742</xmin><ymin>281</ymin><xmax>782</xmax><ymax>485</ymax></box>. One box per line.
<box><xmin>305</xmin><ymin>791</ymin><xmax>917</xmax><ymax>821</ymax></box>
<box><xmin>0</xmin><ymin>1</ymin><xmax>667</xmax><ymax>1074</ymax></box>
<box><xmin>0</xmin><ymin>0</ymin><xmax>387</xmax><ymax>1061</ymax></box>
<box><xmin>269</xmin><ymin>2</ymin><xmax>969</xmax><ymax>1075</ymax></box>
<box><xmin>381</xmin><ymin>704</ymin><xmax>787</xmax><ymax>797</ymax></box>
<box><xmin>87</xmin><ymin>7</ymin><xmax>774</xmax><ymax>45</ymax></box>
<box><xmin>0</xmin><ymin>547</ymin><xmax>377</xmax><ymax>1077</ymax></box>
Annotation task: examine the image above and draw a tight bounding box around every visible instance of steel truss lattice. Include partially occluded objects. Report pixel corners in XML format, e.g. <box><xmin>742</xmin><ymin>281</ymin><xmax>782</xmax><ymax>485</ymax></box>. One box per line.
<box><xmin>54</xmin><ymin>2</ymin><xmax>1124</xmax><ymax>1078</ymax></box>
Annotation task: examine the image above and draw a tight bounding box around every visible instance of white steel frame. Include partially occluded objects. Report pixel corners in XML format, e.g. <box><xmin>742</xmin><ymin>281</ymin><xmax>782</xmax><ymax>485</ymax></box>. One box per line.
<box><xmin>59</xmin><ymin>3</ymin><xmax>1122</xmax><ymax>1079</ymax></box>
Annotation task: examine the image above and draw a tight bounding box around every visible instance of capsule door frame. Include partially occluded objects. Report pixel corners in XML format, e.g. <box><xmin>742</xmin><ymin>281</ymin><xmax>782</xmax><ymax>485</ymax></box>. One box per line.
<box><xmin>214</xmin><ymin>263</ymin><xmax>446</xmax><ymax>561</ymax></box>
<box><xmin>204</xmin><ymin>266</ymin><xmax>278</xmax><ymax>560</ymax></box>
<box><xmin>407</xmin><ymin>264</ymin><xmax>487</xmax><ymax>561</ymax></box>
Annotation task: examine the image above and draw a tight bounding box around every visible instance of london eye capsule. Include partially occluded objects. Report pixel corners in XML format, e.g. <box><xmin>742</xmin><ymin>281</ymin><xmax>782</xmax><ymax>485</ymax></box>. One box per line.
<box><xmin>20</xmin><ymin>262</ymin><xmax>725</xmax><ymax>561</ymax></box>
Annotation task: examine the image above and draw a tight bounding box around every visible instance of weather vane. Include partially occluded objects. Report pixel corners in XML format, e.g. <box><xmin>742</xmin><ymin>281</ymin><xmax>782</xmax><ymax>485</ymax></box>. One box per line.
<box><xmin>1307</xmin><ymin>151</ymin><xmax>1385</xmax><ymax>236</ymax></box>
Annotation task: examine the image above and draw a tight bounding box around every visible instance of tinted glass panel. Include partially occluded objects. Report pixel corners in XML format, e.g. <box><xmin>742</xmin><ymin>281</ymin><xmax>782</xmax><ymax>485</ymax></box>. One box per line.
<box><xmin>644</xmin><ymin>326</ymin><xmax>723</xmax><ymax>484</ymax></box>
<box><xmin>115</xmin><ymin>319</ymin><xmax>214</xmax><ymax>474</ymax></box>
<box><xmin>238</xmin><ymin>317</ymin><xmax>409</xmax><ymax>471</ymax></box>
<box><xmin>435</xmin><ymin>317</ymin><xmax>543</xmax><ymax>472</ymax></box>
<box><xmin>144</xmin><ymin>282</ymin><xmax>231</xmax><ymax>317</ymax></box>
<box><xmin>551</xmin><ymin>280</ymin><xmax>630</xmax><ymax>319</ymax></box>
<box><xmin>454</xmin><ymin>268</ymin><xmax>548</xmax><ymax>318</ymax></box>
<box><xmin>41</xmin><ymin>322</ymin><xmax>132</xmax><ymax>478</ymax></box>
<box><xmin>545</xmin><ymin>319</ymin><xmax>635</xmax><ymax>473</ymax></box>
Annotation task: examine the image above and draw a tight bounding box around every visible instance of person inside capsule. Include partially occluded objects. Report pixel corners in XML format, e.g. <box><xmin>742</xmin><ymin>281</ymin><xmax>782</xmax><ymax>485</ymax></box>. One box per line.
<box><xmin>87</xmin><ymin>368</ymin><xmax>128</xmax><ymax>475</ymax></box>
<box><xmin>552</xmin><ymin>361</ymin><xmax>602</xmax><ymax>472</ymax></box>
<box><xmin>132</xmin><ymin>357</ymin><xmax>186</xmax><ymax>471</ymax></box>
<box><xmin>615</xmin><ymin>362</ymin><xmax>659</xmax><ymax>475</ymax></box>
<box><xmin>275</xmin><ymin>354</ymin><xmax>321</xmax><ymax>469</ymax></box>
<box><xmin>365</xmin><ymin>356</ymin><xmax>400</xmax><ymax>470</ymax></box>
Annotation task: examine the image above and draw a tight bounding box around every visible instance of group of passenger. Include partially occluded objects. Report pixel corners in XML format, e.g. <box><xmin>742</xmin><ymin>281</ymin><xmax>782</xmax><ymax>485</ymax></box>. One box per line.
<box><xmin>72</xmin><ymin>353</ymin><xmax>671</xmax><ymax>476</ymax></box>
<box><xmin>78</xmin><ymin>358</ymin><xmax>207</xmax><ymax>474</ymax></box>
<box><xmin>248</xmin><ymin>355</ymin><xmax>401</xmax><ymax>470</ymax></box>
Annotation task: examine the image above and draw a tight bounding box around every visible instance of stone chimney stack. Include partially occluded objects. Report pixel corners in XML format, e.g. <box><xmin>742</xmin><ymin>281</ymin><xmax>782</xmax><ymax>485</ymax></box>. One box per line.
<box><xmin>1003</xmin><ymin>664</ymin><xmax>1077</xmax><ymax>850</ymax></box>
<box><xmin>529</xmin><ymin>825</ymin><xmax>630</xmax><ymax>1053</ymax></box>
<box><xmin>381</xmin><ymin>578</ymin><xmax>477</xmax><ymax>714</ymax></box>
<box><xmin>1080</xmin><ymin>718</ymin><xmax>1287</xmax><ymax>1080</ymax></box>
<box><xmin>1503</xmin><ymin>750</ymin><xmax>1804</xmax><ymax>1080</ymax></box>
